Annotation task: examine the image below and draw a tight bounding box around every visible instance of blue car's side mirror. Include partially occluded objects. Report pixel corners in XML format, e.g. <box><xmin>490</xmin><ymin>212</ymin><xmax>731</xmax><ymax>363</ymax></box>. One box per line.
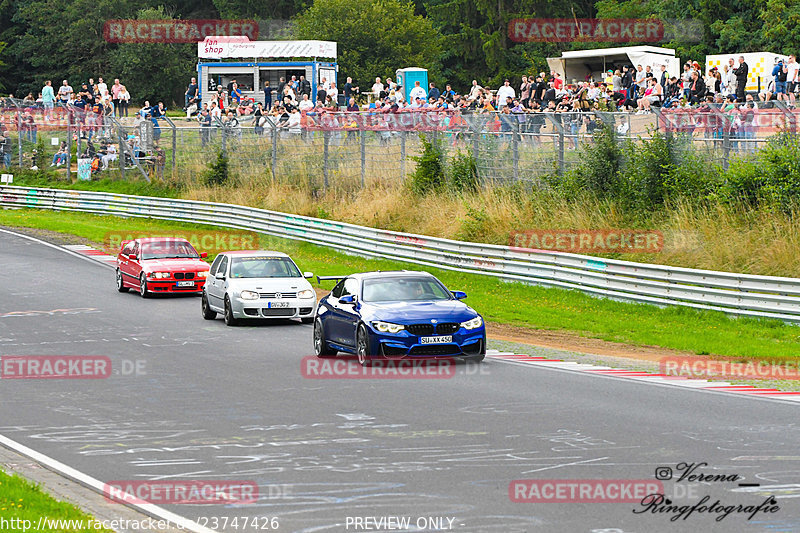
<box><xmin>338</xmin><ymin>295</ymin><xmax>356</xmax><ymax>305</ymax></box>
<box><xmin>452</xmin><ymin>291</ymin><xmax>467</xmax><ymax>300</ymax></box>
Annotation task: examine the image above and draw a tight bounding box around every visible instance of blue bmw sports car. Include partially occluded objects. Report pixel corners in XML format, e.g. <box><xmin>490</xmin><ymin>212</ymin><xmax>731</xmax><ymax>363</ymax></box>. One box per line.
<box><xmin>313</xmin><ymin>270</ymin><xmax>486</xmax><ymax>365</ymax></box>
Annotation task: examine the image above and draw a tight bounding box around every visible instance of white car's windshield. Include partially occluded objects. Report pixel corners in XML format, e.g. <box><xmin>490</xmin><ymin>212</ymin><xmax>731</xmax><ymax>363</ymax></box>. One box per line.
<box><xmin>141</xmin><ymin>240</ymin><xmax>199</xmax><ymax>260</ymax></box>
<box><xmin>230</xmin><ymin>256</ymin><xmax>301</xmax><ymax>278</ymax></box>
<box><xmin>362</xmin><ymin>277</ymin><xmax>452</xmax><ymax>302</ymax></box>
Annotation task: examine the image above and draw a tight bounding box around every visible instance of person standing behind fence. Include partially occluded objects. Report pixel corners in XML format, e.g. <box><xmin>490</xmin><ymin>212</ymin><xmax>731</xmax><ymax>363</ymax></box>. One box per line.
<box><xmin>787</xmin><ymin>55</ymin><xmax>800</xmax><ymax>106</ymax></box>
<box><xmin>496</xmin><ymin>79</ymin><xmax>515</xmax><ymax>108</ymax></box>
<box><xmin>118</xmin><ymin>85</ymin><xmax>130</xmax><ymax>117</ymax></box>
<box><xmin>111</xmin><ymin>79</ymin><xmax>122</xmax><ymax>116</ymax></box>
<box><xmin>519</xmin><ymin>76</ymin><xmax>532</xmax><ymax>107</ymax></box>
<box><xmin>253</xmin><ymin>103</ymin><xmax>266</xmax><ymax>135</ymax></box>
<box><xmin>42</xmin><ymin>80</ymin><xmax>55</xmax><ymax>119</ymax></box>
<box><xmin>372</xmin><ymin>77</ymin><xmax>384</xmax><ymax>101</ymax></box>
<box><xmin>199</xmin><ymin>108</ymin><xmax>212</xmax><ymax>146</ymax></box>
<box><xmin>185</xmin><ymin>77</ymin><xmax>198</xmax><ymax>110</ymax></box>
<box><xmin>57</xmin><ymin>80</ymin><xmax>72</xmax><ymax>106</ymax></box>
<box><xmin>264</xmin><ymin>80</ymin><xmax>272</xmax><ymax>110</ymax></box>
<box><xmin>299</xmin><ymin>75</ymin><xmax>311</xmax><ymax>98</ymax></box>
<box><xmin>734</xmin><ymin>56</ymin><xmax>749</xmax><ymax>101</ymax></box>
<box><xmin>772</xmin><ymin>58</ymin><xmax>787</xmax><ymax>101</ymax></box>
<box><xmin>0</xmin><ymin>124</ymin><xmax>12</xmax><ymax>168</ymax></box>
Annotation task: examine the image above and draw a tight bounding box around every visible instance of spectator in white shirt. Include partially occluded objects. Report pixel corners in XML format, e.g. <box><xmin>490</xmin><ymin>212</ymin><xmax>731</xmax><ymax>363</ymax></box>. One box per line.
<box><xmin>409</xmin><ymin>81</ymin><xmax>427</xmax><ymax>101</ymax></box>
<box><xmin>787</xmin><ymin>54</ymin><xmax>800</xmax><ymax>106</ymax></box>
<box><xmin>372</xmin><ymin>77</ymin><xmax>384</xmax><ymax>99</ymax></box>
<box><xmin>298</xmin><ymin>94</ymin><xmax>314</xmax><ymax>111</ymax></box>
<box><xmin>285</xmin><ymin>108</ymin><xmax>301</xmax><ymax>134</ymax></box>
<box><xmin>496</xmin><ymin>79</ymin><xmax>516</xmax><ymax>107</ymax></box>
<box><xmin>97</xmin><ymin>77</ymin><xmax>108</xmax><ymax>99</ymax></box>
<box><xmin>635</xmin><ymin>65</ymin><xmax>647</xmax><ymax>92</ymax></box>
<box><xmin>468</xmin><ymin>80</ymin><xmax>482</xmax><ymax>101</ymax></box>
<box><xmin>210</xmin><ymin>101</ymin><xmax>221</xmax><ymax>120</ymax></box>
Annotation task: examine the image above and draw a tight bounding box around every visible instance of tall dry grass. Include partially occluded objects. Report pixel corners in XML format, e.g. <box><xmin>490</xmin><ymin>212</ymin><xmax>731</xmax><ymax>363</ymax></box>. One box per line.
<box><xmin>181</xmin><ymin>177</ymin><xmax>800</xmax><ymax>278</ymax></box>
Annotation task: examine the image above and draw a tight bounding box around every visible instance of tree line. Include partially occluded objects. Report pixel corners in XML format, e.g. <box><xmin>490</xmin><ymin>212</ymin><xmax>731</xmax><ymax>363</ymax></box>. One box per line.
<box><xmin>0</xmin><ymin>0</ymin><xmax>793</xmax><ymax>106</ymax></box>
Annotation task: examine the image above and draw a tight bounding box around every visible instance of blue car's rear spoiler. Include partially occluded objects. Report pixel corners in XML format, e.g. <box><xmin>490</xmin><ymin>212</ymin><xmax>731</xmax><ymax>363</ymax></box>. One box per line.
<box><xmin>316</xmin><ymin>275</ymin><xmax>346</xmax><ymax>284</ymax></box>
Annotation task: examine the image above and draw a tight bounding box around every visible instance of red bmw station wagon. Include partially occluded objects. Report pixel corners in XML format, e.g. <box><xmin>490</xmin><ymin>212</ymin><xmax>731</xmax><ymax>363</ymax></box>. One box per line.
<box><xmin>116</xmin><ymin>237</ymin><xmax>210</xmax><ymax>297</ymax></box>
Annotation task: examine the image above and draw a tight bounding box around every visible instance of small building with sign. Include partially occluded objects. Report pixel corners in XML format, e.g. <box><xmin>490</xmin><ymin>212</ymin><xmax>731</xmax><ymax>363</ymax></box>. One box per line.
<box><xmin>197</xmin><ymin>36</ymin><xmax>338</xmax><ymax>106</ymax></box>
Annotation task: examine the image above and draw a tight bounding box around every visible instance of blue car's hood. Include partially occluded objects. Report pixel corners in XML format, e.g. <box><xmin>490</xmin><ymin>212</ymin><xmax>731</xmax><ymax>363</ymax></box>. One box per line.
<box><xmin>360</xmin><ymin>300</ymin><xmax>478</xmax><ymax>323</ymax></box>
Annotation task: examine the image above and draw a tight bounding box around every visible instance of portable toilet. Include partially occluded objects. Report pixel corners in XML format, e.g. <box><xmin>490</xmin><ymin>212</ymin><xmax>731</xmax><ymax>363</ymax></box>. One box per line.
<box><xmin>395</xmin><ymin>67</ymin><xmax>428</xmax><ymax>103</ymax></box>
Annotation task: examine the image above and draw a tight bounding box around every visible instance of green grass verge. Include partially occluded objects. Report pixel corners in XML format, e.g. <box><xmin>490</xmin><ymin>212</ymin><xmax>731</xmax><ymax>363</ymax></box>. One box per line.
<box><xmin>7</xmin><ymin>172</ymin><xmax>179</xmax><ymax>198</ymax></box>
<box><xmin>1</xmin><ymin>207</ymin><xmax>798</xmax><ymax>362</ymax></box>
<box><xmin>0</xmin><ymin>469</ymin><xmax>112</xmax><ymax>532</ymax></box>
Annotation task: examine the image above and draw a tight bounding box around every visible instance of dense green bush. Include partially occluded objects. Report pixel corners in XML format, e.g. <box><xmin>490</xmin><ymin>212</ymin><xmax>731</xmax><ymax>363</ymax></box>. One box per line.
<box><xmin>565</xmin><ymin>128</ymin><xmax>721</xmax><ymax>210</ymax></box>
<box><xmin>569</xmin><ymin>123</ymin><xmax>622</xmax><ymax>197</ymax></box>
<box><xmin>205</xmin><ymin>149</ymin><xmax>229</xmax><ymax>186</ymax></box>
<box><xmin>409</xmin><ymin>133</ymin><xmax>445</xmax><ymax>195</ymax></box>
<box><xmin>448</xmin><ymin>149</ymin><xmax>479</xmax><ymax>193</ymax></box>
<box><xmin>721</xmin><ymin>132</ymin><xmax>800</xmax><ymax>210</ymax></box>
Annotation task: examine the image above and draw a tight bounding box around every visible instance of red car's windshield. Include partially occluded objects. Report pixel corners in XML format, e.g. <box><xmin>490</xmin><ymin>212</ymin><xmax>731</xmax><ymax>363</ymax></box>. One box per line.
<box><xmin>140</xmin><ymin>241</ymin><xmax>199</xmax><ymax>260</ymax></box>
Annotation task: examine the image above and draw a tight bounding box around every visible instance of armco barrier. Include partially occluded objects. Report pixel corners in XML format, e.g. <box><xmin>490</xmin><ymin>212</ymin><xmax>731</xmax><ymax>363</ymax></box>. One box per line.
<box><xmin>3</xmin><ymin>185</ymin><xmax>800</xmax><ymax>323</ymax></box>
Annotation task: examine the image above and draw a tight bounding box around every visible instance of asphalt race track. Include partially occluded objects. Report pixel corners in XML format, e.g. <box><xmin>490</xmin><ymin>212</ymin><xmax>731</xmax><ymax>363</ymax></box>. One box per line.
<box><xmin>1</xmin><ymin>229</ymin><xmax>799</xmax><ymax>533</ymax></box>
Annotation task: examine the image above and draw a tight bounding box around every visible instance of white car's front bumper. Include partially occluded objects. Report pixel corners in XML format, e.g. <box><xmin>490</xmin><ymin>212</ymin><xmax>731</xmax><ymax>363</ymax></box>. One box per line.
<box><xmin>231</xmin><ymin>297</ymin><xmax>317</xmax><ymax>319</ymax></box>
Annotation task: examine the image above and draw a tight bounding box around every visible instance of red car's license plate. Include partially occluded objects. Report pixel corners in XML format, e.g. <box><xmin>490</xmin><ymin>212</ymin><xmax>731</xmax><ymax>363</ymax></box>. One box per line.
<box><xmin>176</xmin><ymin>281</ymin><xmax>194</xmax><ymax>287</ymax></box>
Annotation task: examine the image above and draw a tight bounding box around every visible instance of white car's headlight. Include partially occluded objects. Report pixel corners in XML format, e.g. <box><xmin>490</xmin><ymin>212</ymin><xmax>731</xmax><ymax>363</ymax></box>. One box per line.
<box><xmin>149</xmin><ymin>272</ymin><xmax>170</xmax><ymax>279</ymax></box>
<box><xmin>460</xmin><ymin>316</ymin><xmax>483</xmax><ymax>330</ymax></box>
<box><xmin>240</xmin><ymin>290</ymin><xmax>260</xmax><ymax>300</ymax></box>
<box><xmin>197</xmin><ymin>271</ymin><xmax>208</xmax><ymax>278</ymax></box>
<box><xmin>297</xmin><ymin>289</ymin><xmax>315</xmax><ymax>299</ymax></box>
<box><xmin>372</xmin><ymin>321</ymin><xmax>405</xmax><ymax>334</ymax></box>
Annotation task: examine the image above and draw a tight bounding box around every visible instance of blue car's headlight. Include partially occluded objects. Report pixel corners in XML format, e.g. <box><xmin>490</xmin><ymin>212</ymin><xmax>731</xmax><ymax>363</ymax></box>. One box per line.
<box><xmin>460</xmin><ymin>316</ymin><xmax>483</xmax><ymax>330</ymax></box>
<box><xmin>372</xmin><ymin>321</ymin><xmax>405</xmax><ymax>334</ymax></box>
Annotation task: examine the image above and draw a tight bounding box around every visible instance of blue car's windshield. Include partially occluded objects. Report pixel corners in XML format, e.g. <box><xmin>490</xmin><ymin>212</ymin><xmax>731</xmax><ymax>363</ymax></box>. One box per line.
<box><xmin>230</xmin><ymin>256</ymin><xmax>301</xmax><ymax>278</ymax></box>
<box><xmin>362</xmin><ymin>277</ymin><xmax>452</xmax><ymax>302</ymax></box>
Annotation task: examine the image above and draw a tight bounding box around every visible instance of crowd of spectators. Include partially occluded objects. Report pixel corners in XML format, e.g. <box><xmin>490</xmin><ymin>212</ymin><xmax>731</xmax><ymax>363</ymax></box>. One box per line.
<box><xmin>186</xmin><ymin>54</ymin><xmax>785</xmax><ymax>138</ymax></box>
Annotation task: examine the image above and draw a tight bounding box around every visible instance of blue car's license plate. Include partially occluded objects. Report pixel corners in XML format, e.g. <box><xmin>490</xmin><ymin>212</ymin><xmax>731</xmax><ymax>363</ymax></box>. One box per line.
<box><xmin>420</xmin><ymin>335</ymin><xmax>452</xmax><ymax>344</ymax></box>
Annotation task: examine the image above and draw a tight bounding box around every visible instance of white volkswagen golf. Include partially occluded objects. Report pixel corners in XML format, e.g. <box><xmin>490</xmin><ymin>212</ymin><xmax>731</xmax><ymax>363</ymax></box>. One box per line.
<box><xmin>201</xmin><ymin>250</ymin><xmax>317</xmax><ymax>326</ymax></box>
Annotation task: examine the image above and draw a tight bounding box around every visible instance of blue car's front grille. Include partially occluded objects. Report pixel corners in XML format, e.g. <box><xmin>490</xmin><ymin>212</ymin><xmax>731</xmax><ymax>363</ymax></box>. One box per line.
<box><xmin>436</xmin><ymin>323</ymin><xmax>459</xmax><ymax>335</ymax></box>
<box><xmin>406</xmin><ymin>324</ymin><xmax>434</xmax><ymax>336</ymax></box>
<box><xmin>405</xmin><ymin>323</ymin><xmax>461</xmax><ymax>336</ymax></box>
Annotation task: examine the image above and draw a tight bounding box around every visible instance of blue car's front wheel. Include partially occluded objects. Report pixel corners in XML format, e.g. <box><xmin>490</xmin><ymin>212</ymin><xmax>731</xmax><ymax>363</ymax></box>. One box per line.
<box><xmin>356</xmin><ymin>324</ymin><xmax>371</xmax><ymax>367</ymax></box>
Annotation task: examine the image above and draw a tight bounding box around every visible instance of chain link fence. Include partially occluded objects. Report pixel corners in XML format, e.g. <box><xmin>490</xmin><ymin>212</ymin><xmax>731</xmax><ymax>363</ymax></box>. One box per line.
<box><xmin>0</xmin><ymin>100</ymin><xmax>790</xmax><ymax>188</ymax></box>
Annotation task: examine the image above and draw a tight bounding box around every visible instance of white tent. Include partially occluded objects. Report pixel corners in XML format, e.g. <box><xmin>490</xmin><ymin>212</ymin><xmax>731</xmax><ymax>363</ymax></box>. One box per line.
<box><xmin>547</xmin><ymin>46</ymin><xmax>680</xmax><ymax>83</ymax></box>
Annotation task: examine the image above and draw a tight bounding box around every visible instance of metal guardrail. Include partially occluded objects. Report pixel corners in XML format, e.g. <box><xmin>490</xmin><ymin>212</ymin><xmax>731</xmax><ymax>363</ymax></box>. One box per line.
<box><xmin>3</xmin><ymin>185</ymin><xmax>800</xmax><ymax>323</ymax></box>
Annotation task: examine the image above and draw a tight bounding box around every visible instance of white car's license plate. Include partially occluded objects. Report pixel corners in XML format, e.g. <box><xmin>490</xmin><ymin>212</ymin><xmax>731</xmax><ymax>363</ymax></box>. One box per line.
<box><xmin>176</xmin><ymin>281</ymin><xmax>194</xmax><ymax>287</ymax></box>
<box><xmin>268</xmin><ymin>301</ymin><xmax>291</xmax><ymax>308</ymax></box>
<box><xmin>420</xmin><ymin>335</ymin><xmax>452</xmax><ymax>344</ymax></box>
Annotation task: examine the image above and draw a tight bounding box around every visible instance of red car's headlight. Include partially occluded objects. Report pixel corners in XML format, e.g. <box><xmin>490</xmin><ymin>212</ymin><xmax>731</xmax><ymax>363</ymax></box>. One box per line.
<box><xmin>148</xmin><ymin>272</ymin><xmax>171</xmax><ymax>279</ymax></box>
<box><xmin>197</xmin><ymin>271</ymin><xmax>208</xmax><ymax>278</ymax></box>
